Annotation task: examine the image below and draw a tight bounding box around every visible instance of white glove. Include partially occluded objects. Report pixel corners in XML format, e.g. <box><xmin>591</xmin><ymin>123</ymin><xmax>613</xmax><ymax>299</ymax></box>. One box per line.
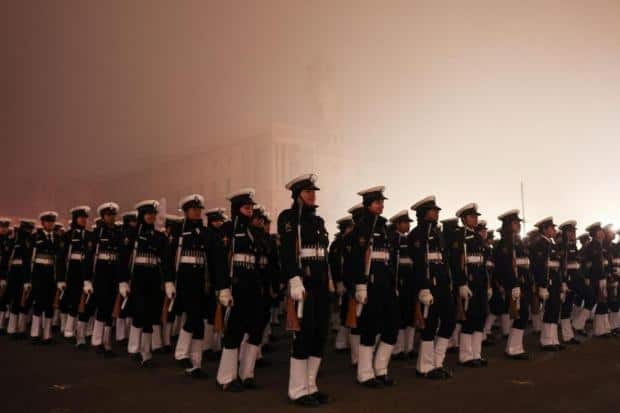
<box><xmin>83</xmin><ymin>280</ymin><xmax>94</xmax><ymax>295</ymax></box>
<box><xmin>165</xmin><ymin>282</ymin><xmax>176</xmax><ymax>300</ymax></box>
<box><xmin>23</xmin><ymin>282</ymin><xmax>32</xmax><ymax>291</ymax></box>
<box><xmin>459</xmin><ymin>285</ymin><xmax>473</xmax><ymax>300</ymax></box>
<box><xmin>418</xmin><ymin>289</ymin><xmax>434</xmax><ymax>306</ymax></box>
<box><xmin>0</xmin><ymin>279</ymin><xmax>8</xmax><ymax>289</ymax></box>
<box><xmin>511</xmin><ymin>287</ymin><xmax>521</xmax><ymax>301</ymax></box>
<box><xmin>560</xmin><ymin>292</ymin><xmax>566</xmax><ymax>303</ymax></box>
<box><xmin>119</xmin><ymin>282</ymin><xmax>130</xmax><ymax>298</ymax></box>
<box><xmin>560</xmin><ymin>282</ymin><xmax>569</xmax><ymax>294</ymax></box>
<box><xmin>56</xmin><ymin>281</ymin><xmax>66</xmax><ymax>291</ymax></box>
<box><xmin>218</xmin><ymin>288</ymin><xmax>233</xmax><ymax>307</ymax></box>
<box><xmin>612</xmin><ymin>281</ymin><xmax>619</xmax><ymax>289</ymax></box>
<box><xmin>355</xmin><ymin>284</ymin><xmax>368</xmax><ymax>304</ymax></box>
<box><xmin>538</xmin><ymin>287</ymin><xmax>549</xmax><ymax>301</ymax></box>
<box><xmin>336</xmin><ymin>281</ymin><xmax>346</xmax><ymax>296</ymax></box>
<box><xmin>487</xmin><ymin>288</ymin><xmax>493</xmax><ymax>301</ymax></box>
<box><xmin>289</xmin><ymin>276</ymin><xmax>305</xmax><ymax>302</ymax></box>
<box><xmin>599</xmin><ymin>279</ymin><xmax>607</xmax><ymax>289</ymax></box>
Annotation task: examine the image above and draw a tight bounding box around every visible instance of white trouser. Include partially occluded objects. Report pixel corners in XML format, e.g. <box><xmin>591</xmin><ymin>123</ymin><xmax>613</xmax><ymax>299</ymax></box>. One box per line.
<box><xmin>216</xmin><ymin>348</ymin><xmax>239</xmax><ymax>385</ymax></box>
<box><xmin>416</xmin><ymin>340</ymin><xmax>434</xmax><ymax>374</ymax></box>
<box><xmin>458</xmin><ymin>333</ymin><xmax>473</xmax><ymax>363</ymax></box>
<box><xmin>128</xmin><ymin>326</ymin><xmax>141</xmax><ymax>354</ymax></box>
<box><xmin>151</xmin><ymin>325</ymin><xmax>162</xmax><ymax>351</ymax></box>
<box><xmin>593</xmin><ymin>313</ymin><xmax>611</xmax><ymax>336</ymax></box>
<box><xmin>288</xmin><ymin>358</ymin><xmax>309</xmax><ymax>400</ymax></box>
<box><xmin>540</xmin><ymin>323</ymin><xmax>559</xmax><ymax>346</ymax></box>
<box><xmin>91</xmin><ymin>320</ymin><xmax>105</xmax><ymax>347</ymax></box>
<box><xmin>140</xmin><ymin>332</ymin><xmax>152</xmax><ymax>362</ymax></box>
<box><xmin>335</xmin><ymin>326</ymin><xmax>350</xmax><ymax>350</ymax></box>
<box><xmin>572</xmin><ymin>308</ymin><xmax>590</xmax><ymax>331</ymax></box>
<box><xmin>357</xmin><ymin>345</ymin><xmax>375</xmax><ymax>382</ymax></box>
<box><xmin>448</xmin><ymin>324</ymin><xmax>461</xmax><ymax>348</ymax></box>
<box><xmin>373</xmin><ymin>342</ymin><xmax>394</xmax><ymax>376</ymax></box>
<box><xmin>64</xmin><ymin>315</ymin><xmax>76</xmax><ymax>338</ymax></box>
<box><xmin>560</xmin><ymin>318</ymin><xmax>574</xmax><ymax>341</ymax></box>
<box><xmin>392</xmin><ymin>330</ymin><xmax>405</xmax><ymax>354</ymax></box>
<box><xmin>239</xmin><ymin>343</ymin><xmax>259</xmax><ymax>380</ymax></box>
<box><xmin>30</xmin><ymin>315</ymin><xmax>42</xmax><ymax>338</ymax></box>
<box><xmin>434</xmin><ymin>337</ymin><xmax>449</xmax><ymax>368</ymax></box>
<box><xmin>505</xmin><ymin>328</ymin><xmax>525</xmax><ymax>355</ymax></box>
<box><xmin>500</xmin><ymin>314</ymin><xmax>512</xmax><ymax>336</ymax></box>
<box><xmin>175</xmin><ymin>329</ymin><xmax>192</xmax><ymax>360</ymax></box>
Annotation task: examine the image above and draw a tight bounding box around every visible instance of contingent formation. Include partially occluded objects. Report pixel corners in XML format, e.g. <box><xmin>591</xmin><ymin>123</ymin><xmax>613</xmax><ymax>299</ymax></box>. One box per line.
<box><xmin>1</xmin><ymin>174</ymin><xmax>619</xmax><ymax>408</ymax></box>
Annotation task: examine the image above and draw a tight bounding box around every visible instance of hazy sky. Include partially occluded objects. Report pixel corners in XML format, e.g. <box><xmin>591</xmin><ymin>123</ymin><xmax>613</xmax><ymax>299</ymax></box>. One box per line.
<box><xmin>2</xmin><ymin>0</ymin><xmax>620</xmax><ymax>231</ymax></box>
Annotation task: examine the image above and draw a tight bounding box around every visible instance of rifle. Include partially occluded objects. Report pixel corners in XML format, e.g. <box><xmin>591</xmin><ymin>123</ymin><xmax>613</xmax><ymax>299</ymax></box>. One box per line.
<box><xmin>597</xmin><ymin>246</ymin><xmax>608</xmax><ymax>304</ymax></box>
<box><xmin>286</xmin><ymin>202</ymin><xmax>306</xmax><ymax>332</ymax></box>
<box><xmin>162</xmin><ymin>220</ymin><xmax>185</xmax><ymax>325</ymax></box>
<box><xmin>420</xmin><ymin>224</ymin><xmax>433</xmax><ymax>324</ymax></box>
<box><xmin>216</xmin><ymin>217</ymin><xmax>238</xmax><ymax>333</ymax></box>
<box><xmin>22</xmin><ymin>237</ymin><xmax>37</xmax><ymax>307</ymax></box>
<box><xmin>455</xmin><ymin>229</ymin><xmax>468</xmax><ymax>322</ymax></box>
<box><xmin>509</xmin><ymin>236</ymin><xmax>521</xmax><ymax>320</ymax></box>
<box><xmin>55</xmin><ymin>229</ymin><xmax>75</xmax><ymax>309</ymax></box>
<box><xmin>345</xmin><ymin>214</ymin><xmax>379</xmax><ymax>327</ymax></box>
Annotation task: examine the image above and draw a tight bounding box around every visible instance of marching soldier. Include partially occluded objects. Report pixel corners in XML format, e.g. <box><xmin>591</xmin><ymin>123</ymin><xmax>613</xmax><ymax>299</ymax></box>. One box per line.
<box><xmin>580</xmin><ymin>222</ymin><xmax>612</xmax><ymax>337</ymax></box>
<box><xmin>350</xmin><ymin>186</ymin><xmax>398</xmax><ymax>388</ymax></box>
<box><xmin>0</xmin><ymin>217</ymin><xmax>12</xmax><ymax>333</ymax></box>
<box><xmin>167</xmin><ymin>194</ymin><xmax>225</xmax><ymax>377</ymax></box>
<box><xmin>203</xmin><ymin>207</ymin><xmax>227</xmax><ymax>359</ymax></box>
<box><xmin>60</xmin><ymin>206</ymin><xmax>91</xmax><ymax>343</ymax></box>
<box><xmin>409</xmin><ymin>196</ymin><xmax>455</xmax><ymax>380</ymax></box>
<box><xmin>216</xmin><ymin>188</ymin><xmax>264</xmax><ymax>391</ymax></box>
<box><xmin>450</xmin><ymin>203</ymin><xmax>491</xmax><ymax>367</ymax></box>
<box><xmin>389</xmin><ymin>210</ymin><xmax>416</xmax><ymax>361</ymax></box>
<box><xmin>279</xmin><ymin>174</ymin><xmax>331</xmax><ymax>405</ymax></box>
<box><xmin>29</xmin><ymin>211</ymin><xmax>66</xmax><ymax>344</ymax></box>
<box><xmin>329</xmin><ymin>215</ymin><xmax>354</xmax><ymax>352</ymax></box>
<box><xmin>530</xmin><ymin>217</ymin><xmax>564</xmax><ymax>350</ymax></box>
<box><xmin>84</xmin><ymin>202</ymin><xmax>123</xmax><ymax>356</ymax></box>
<box><xmin>557</xmin><ymin>221</ymin><xmax>581</xmax><ymax>345</ymax></box>
<box><xmin>4</xmin><ymin>219</ymin><xmax>35</xmax><ymax>339</ymax></box>
<box><xmin>494</xmin><ymin>210</ymin><xmax>530</xmax><ymax>359</ymax></box>
<box><xmin>120</xmin><ymin>200</ymin><xmax>168</xmax><ymax>367</ymax></box>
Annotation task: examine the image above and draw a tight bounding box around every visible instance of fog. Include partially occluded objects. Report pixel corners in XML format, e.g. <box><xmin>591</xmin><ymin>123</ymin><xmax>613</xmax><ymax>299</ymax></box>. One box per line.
<box><xmin>2</xmin><ymin>0</ymin><xmax>620</xmax><ymax>231</ymax></box>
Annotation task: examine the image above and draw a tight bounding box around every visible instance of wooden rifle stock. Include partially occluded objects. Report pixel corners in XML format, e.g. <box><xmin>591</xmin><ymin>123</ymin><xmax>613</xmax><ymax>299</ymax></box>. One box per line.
<box><xmin>286</xmin><ymin>296</ymin><xmax>301</xmax><ymax>332</ymax></box>
<box><xmin>53</xmin><ymin>288</ymin><xmax>62</xmax><ymax>310</ymax></box>
<box><xmin>78</xmin><ymin>292</ymin><xmax>88</xmax><ymax>314</ymax></box>
<box><xmin>111</xmin><ymin>293</ymin><xmax>122</xmax><ymax>318</ymax></box>
<box><xmin>214</xmin><ymin>303</ymin><xmax>224</xmax><ymax>333</ymax></box>
<box><xmin>345</xmin><ymin>296</ymin><xmax>358</xmax><ymax>328</ymax></box>
<box><xmin>413</xmin><ymin>302</ymin><xmax>426</xmax><ymax>329</ymax></box>
<box><xmin>161</xmin><ymin>296</ymin><xmax>171</xmax><ymax>325</ymax></box>
<box><xmin>20</xmin><ymin>286</ymin><xmax>31</xmax><ymax>308</ymax></box>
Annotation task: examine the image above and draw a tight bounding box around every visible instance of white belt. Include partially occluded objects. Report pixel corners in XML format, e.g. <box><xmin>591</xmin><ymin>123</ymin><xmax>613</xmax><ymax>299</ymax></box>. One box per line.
<box><xmin>97</xmin><ymin>252</ymin><xmax>118</xmax><ymax>262</ymax></box>
<box><xmin>34</xmin><ymin>257</ymin><xmax>54</xmax><ymax>266</ymax></box>
<box><xmin>233</xmin><ymin>253</ymin><xmax>256</xmax><ymax>265</ymax></box>
<box><xmin>134</xmin><ymin>256</ymin><xmax>160</xmax><ymax>266</ymax></box>
<box><xmin>399</xmin><ymin>257</ymin><xmax>413</xmax><ymax>265</ymax></box>
<box><xmin>466</xmin><ymin>255</ymin><xmax>483</xmax><ymax>264</ymax></box>
<box><xmin>613</xmin><ymin>258</ymin><xmax>620</xmax><ymax>265</ymax></box>
<box><xmin>516</xmin><ymin>258</ymin><xmax>530</xmax><ymax>267</ymax></box>
<box><xmin>427</xmin><ymin>252</ymin><xmax>443</xmax><ymax>262</ymax></box>
<box><xmin>547</xmin><ymin>260</ymin><xmax>560</xmax><ymax>269</ymax></box>
<box><xmin>259</xmin><ymin>256</ymin><xmax>269</xmax><ymax>266</ymax></box>
<box><xmin>10</xmin><ymin>259</ymin><xmax>24</xmax><ymax>266</ymax></box>
<box><xmin>300</xmin><ymin>248</ymin><xmax>326</xmax><ymax>259</ymax></box>
<box><xmin>70</xmin><ymin>253</ymin><xmax>84</xmax><ymax>261</ymax></box>
<box><xmin>370</xmin><ymin>251</ymin><xmax>390</xmax><ymax>261</ymax></box>
<box><xmin>566</xmin><ymin>262</ymin><xmax>580</xmax><ymax>270</ymax></box>
<box><xmin>486</xmin><ymin>260</ymin><xmax>495</xmax><ymax>268</ymax></box>
<box><xmin>180</xmin><ymin>256</ymin><xmax>205</xmax><ymax>265</ymax></box>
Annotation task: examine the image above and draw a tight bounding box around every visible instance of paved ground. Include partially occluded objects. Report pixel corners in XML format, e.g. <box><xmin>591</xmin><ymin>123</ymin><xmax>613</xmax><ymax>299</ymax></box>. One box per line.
<box><xmin>1</xmin><ymin>325</ymin><xmax>619</xmax><ymax>413</ymax></box>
